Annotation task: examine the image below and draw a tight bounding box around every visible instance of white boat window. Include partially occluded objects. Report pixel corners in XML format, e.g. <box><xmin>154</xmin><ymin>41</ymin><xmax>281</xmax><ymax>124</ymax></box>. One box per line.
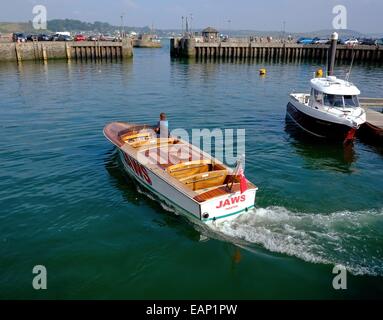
<box><xmin>314</xmin><ymin>90</ymin><xmax>323</xmax><ymax>103</ymax></box>
<box><xmin>323</xmin><ymin>94</ymin><xmax>344</xmax><ymax>107</ymax></box>
<box><xmin>344</xmin><ymin>95</ymin><xmax>360</xmax><ymax>108</ymax></box>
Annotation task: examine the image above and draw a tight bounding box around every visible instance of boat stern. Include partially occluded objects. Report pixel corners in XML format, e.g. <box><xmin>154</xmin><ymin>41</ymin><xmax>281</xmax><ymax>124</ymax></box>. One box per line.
<box><xmin>199</xmin><ymin>187</ymin><xmax>257</xmax><ymax>224</ymax></box>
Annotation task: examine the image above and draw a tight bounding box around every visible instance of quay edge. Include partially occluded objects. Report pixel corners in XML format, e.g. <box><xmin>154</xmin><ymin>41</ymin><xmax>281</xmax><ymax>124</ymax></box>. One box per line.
<box><xmin>0</xmin><ymin>39</ymin><xmax>133</xmax><ymax>63</ymax></box>
<box><xmin>170</xmin><ymin>37</ymin><xmax>383</xmax><ymax>63</ymax></box>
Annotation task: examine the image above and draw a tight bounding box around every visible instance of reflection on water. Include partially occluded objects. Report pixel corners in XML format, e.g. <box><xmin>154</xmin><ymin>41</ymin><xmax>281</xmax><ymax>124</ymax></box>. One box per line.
<box><xmin>284</xmin><ymin>115</ymin><xmax>356</xmax><ymax>173</ymax></box>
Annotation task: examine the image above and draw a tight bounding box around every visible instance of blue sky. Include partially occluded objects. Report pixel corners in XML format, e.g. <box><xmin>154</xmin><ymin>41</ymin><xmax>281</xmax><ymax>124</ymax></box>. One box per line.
<box><xmin>1</xmin><ymin>0</ymin><xmax>382</xmax><ymax>33</ymax></box>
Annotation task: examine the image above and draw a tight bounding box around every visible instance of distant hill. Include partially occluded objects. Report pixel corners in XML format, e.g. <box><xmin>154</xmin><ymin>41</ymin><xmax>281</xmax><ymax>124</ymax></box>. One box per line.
<box><xmin>0</xmin><ymin>19</ymin><xmax>382</xmax><ymax>39</ymax></box>
<box><xmin>0</xmin><ymin>19</ymin><xmax>154</xmax><ymax>35</ymax></box>
<box><xmin>0</xmin><ymin>21</ymin><xmax>35</xmax><ymax>33</ymax></box>
<box><xmin>47</xmin><ymin>19</ymin><xmax>114</xmax><ymax>33</ymax></box>
<box><xmin>211</xmin><ymin>29</ymin><xmax>382</xmax><ymax>39</ymax></box>
<box><xmin>47</xmin><ymin>19</ymin><xmax>157</xmax><ymax>35</ymax></box>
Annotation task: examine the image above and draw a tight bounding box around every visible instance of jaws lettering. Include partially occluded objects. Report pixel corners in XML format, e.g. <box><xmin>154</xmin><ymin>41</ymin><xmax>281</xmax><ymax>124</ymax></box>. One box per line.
<box><xmin>216</xmin><ymin>195</ymin><xmax>246</xmax><ymax>209</ymax></box>
<box><xmin>123</xmin><ymin>153</ymin><xmax>152</xmax><ymax>185</ymax></box>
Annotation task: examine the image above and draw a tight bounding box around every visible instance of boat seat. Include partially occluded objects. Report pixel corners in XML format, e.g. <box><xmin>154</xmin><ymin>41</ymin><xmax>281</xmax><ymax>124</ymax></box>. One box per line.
<box><xmin>194</xmin><ymin>184</ymin><xmax>228</xmax><ymax>195</ymax></box>
<box><xmin>167</xmin><ymin>160</ymin><xmax>211</xmax><ymax>179</ymax></box>
<box><xmin>121</xmin><ymin>132</ymin><xmax>153</xmax><ymax>143</ymax></box>
<box><xmin>179</xmin><ymin>170</ymin><xmax>228</xmax><ymax>191</ymax></box>
<box><xmin>131</xmin><ymin>137</ymin><xmax>178</xmax><ymax>149</ymax></box>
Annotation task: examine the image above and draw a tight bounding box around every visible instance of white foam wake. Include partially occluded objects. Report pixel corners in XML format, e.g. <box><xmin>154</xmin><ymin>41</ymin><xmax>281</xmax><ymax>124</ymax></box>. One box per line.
<box><xmin>134</xmin><ymin>181</ymin><xmax>383</xmax><ymax>276</ymax></box>
<box><xmin>211</xmin><ymin>206</ymin><xmax>383</xmax><ymax>276</ymax></box>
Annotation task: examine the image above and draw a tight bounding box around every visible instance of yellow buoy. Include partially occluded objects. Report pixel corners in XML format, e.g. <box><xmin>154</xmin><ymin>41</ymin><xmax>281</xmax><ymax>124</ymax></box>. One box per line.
<box><xmin>259</xmin><ymin>68</ymin><xmax>266</xmax><ymax>76</ymax></box>
<box><xmin>316</xmin><ymin>68</ymin><xmax>323</xmax><ymax>78</ymax></box>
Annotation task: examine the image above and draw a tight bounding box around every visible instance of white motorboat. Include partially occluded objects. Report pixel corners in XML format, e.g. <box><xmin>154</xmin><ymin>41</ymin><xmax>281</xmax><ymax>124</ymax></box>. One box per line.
<box><xmin>287</xmin><ymin>32</ymin><xmax>367</xmax><ymax>143</ymax></box>
<box><xmin>287</xmin><ymin>75</ymin><xmax>366</xmax><ymax>142</ymax></box>
<box><xmin>104</xmin><ymin>122</ymin><xmax>258</xmax><ymax>224</ymax></box>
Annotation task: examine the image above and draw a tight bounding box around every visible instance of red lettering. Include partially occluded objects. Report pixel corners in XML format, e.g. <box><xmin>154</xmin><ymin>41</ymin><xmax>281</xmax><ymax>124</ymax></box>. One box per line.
<box><xmin>123</xmin><ymin>153</ymin><xmax>133</xmax><ymax>169</ymax></box>
<box><xmin>132</xmin><ymin>159</ymin><xmax>142</xmax><ymax>176</ymax></box>
<box><xmin>216</xmin><ymin>195</ymin><xmax>246</xmax><ymax>209</ymax></box>
<box><xmin>231</xmin><ymin>196</ymin><xmax>240</xmax><ymax>204</ymax></box>
<box><xmin>216</xmin><ymin>200</ymin><xmax>223</xmax><ymax>209</ymax></box>
<box><xmin>140</xmin><ymin>167</ymin><xmax>152</xmax><ymax>185</ymax></box>
<box><xmin>123</xmin><ymin>153</ymin><xmax>152</xmax><ymax>185</ymax></box>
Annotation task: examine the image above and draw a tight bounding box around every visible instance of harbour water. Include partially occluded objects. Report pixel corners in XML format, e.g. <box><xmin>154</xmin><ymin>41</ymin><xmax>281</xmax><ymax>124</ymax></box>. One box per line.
<box><xmin>1</xmin><ymin>42</ymin><xmax>383</xmax><ymax>299</ymax></box>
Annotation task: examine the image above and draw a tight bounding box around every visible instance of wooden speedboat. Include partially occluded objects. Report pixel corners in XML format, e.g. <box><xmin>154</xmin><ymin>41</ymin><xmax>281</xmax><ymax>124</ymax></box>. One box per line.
<box><xmin>104</xmin><ymin>122</ymin><xmax>258</xmax><ymax>224</ymax></box>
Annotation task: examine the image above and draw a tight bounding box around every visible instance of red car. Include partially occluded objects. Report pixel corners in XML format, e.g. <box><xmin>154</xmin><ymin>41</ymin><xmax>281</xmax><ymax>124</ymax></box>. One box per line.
<box><xmin>74</xmin><ymin>34</ymin><xmax>86</xmax><ymax>42</ymax></box>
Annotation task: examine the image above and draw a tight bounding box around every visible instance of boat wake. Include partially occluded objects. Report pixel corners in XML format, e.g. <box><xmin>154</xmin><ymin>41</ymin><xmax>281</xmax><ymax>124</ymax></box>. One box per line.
<box><xmin>134</xmin><ymin>183</ymin><xmax>382</xmax><ymax>276</ymax></box>
<box><xmin>210</xmin><ymin>206</ymin><xmax>383</xmax><ymax>276</ymax></box>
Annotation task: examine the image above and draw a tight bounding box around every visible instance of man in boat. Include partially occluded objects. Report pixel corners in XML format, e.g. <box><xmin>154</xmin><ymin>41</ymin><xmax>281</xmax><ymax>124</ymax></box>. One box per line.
<box><xmin>154</xmin><ymin>112</ymin><xmax>169</xmax><ymax>137</ymax></box>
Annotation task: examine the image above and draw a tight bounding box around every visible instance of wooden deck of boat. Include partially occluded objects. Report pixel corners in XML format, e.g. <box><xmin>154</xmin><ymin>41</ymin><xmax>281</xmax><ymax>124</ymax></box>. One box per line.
<box><xmin>193</xmin><ymin>181</ymin><xmax>256</xmax><ymax>202</ymax></box>
<box><xmin>106</xmin><ymin>122</ymin><xmax>259</xmax><ymax>201</ymax></box>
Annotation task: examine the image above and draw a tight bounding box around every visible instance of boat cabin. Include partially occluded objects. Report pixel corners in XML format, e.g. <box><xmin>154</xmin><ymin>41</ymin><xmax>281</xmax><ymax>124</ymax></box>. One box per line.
<box><xmin>309</xmin><ymin>76</ymin><xmax>361</xmax><ymax>109</ymax></box>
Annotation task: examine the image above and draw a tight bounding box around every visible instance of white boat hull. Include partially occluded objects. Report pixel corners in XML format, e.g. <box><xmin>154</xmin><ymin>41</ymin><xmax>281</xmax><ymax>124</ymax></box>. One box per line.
<box><xmin>118</xmin><ymin>149</ymin><xmax>256</xmax><ymax>224</ymax></box>
<box><xmin>287</xmin><ymin>94</ymin><xmax>366</xmax><ymax>141</ymax></box>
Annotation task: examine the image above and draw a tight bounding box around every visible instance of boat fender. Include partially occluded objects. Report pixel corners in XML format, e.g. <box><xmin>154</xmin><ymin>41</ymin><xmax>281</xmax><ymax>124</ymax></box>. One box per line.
<box><xmin>316</xmin><ymin>68</ymin><xmax>323</xmax><ymax>78</ymax></box>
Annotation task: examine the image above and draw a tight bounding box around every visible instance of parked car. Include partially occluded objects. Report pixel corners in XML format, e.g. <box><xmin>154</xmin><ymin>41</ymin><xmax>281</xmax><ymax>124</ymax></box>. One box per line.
<box><xmin>38</xmin><ymin>34</ymin><xmax>50</xmax><ymax>41</ymax></box>
<box><xmin>375</xmin><ymin>38</ymin><xmax>383</xmax><ymax>46</ymax></box>
<box><xmin>297</xmin><ymin>37</ymin><xmax>315</xmax><ymax>44</ymax></box>
<box><xmin>313</xmin><ymin>38</ymin><xmax>329</xmax><ymax>44</ymax></box>
<box><xmin>358</xmin><ymin>38</ymin><xmax>374</xmax><ymax>45</ymax></box>
<box><xmin>74</xmin><ymin>34</ymin><xmax>87</xmax><ymax>41</ymax></box>
<box><xmin>26</xmin><ymin>34</ymin><xmax>38</xmax><ymax>41</ymax></box>
<box><xmin>344</xmin><ymin>38</ymin><xmax>359</xmax><ymax>45</ymax></box>
<box><xmin>57</xmin><ymin>34</ymin><xmax>73</xmax><ymax>41</ymax></box>
<box><xmin>88</xmin><ymin>35</ymin><xmax>98</xmax><ymax>41</ymax></box>
<box><xmin>99</xmin><ymin>34</ymin><xmax>116</xmax><ymax>41</ymax></box>
<box><xmin>55</xmin><ymin>32</ymin><xmax>71</xmax><ymax>37</ymax></box>
<box><xmin>49</xmin><ymin>34</ymin><xmax>59</xmax><ymax>41</ymax></box>
<box><xmin>13</xmin><ymin>33</ymin><xmax>27</xmax><ymax>42</ymax></box>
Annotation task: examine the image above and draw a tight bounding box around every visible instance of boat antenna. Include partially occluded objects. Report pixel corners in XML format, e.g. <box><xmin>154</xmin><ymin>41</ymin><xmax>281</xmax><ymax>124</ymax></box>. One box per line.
<box><xmin>345</xmin><ymin>48</ymin><xmax>355</xmax><ymax>82</ymax></box>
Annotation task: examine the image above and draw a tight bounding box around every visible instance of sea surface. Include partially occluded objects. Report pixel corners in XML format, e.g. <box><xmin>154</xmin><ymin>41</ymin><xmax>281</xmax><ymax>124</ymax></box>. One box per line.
<box><xmin>1</xmin><ymin>42</ymin><xmax>383</xmax><ymax>299</ymax></box>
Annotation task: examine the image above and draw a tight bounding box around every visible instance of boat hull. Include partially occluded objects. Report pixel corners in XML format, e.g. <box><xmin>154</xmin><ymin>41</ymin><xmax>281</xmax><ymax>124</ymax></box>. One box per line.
<box><xmin>118</xmin><ymin>149</ymin><xmax>256</xmax><ymax>224</ymax></box>
<box><xmin>286</xmin><ymin>102</ymin><xmax>355</xmax><ymax>141</ymax></box>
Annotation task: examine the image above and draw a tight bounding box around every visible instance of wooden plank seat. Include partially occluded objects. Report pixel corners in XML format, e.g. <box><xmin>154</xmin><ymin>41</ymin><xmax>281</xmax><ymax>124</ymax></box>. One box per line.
<box><xmin>194</xmin><ymin>184</ymin><xmax>228</xmax><ymax>195</ymax></box>
<box><xmin>144</xmin><ymin>145</ymin><xmax>206</xmax><ymax>169</ymax></box>
<box><xmin>121</xmin><ymin>131</ymin><xmax>154</xmax><ymax>144</ymax></box>
<box><xmin>179</xmin><ymin>170</ymin><xmax>228</xmax><ymax>191</ymax></box>
<box><xmin>135</xmin><ymin>138</ymin><xmax>180</xmax><ymax>150</ymax></box>
<box><xmin>167</xmin><ymin>160</ymin><xmax>212</xmax><ymax>179</ymax></box>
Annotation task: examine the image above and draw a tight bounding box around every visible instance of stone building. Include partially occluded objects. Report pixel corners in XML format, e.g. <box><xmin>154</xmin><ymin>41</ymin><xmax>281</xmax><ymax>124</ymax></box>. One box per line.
<box><xmin>201</xmin><ymin>27</ymin><xmax>219</xmax><ymax>42</ymax></box>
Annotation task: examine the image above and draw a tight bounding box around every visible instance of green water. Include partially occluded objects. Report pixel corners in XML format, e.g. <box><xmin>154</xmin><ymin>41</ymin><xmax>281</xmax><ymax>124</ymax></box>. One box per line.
<box><xmin>1</xmin><ymin>43</ymin><xmax>383</xmax><ymax>299</ymax></box>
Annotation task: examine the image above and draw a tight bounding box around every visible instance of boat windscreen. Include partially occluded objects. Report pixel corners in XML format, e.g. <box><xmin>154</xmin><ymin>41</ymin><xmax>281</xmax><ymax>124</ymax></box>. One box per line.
<box><xmin>344</xmin><ymin>95</ymin><xmax>360</xmax><ymax>108</ymax></box>
<box><xmin>324</xmin><ymin>94</ymin><xmax>344</xmax><ymax>107</ymax></box>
